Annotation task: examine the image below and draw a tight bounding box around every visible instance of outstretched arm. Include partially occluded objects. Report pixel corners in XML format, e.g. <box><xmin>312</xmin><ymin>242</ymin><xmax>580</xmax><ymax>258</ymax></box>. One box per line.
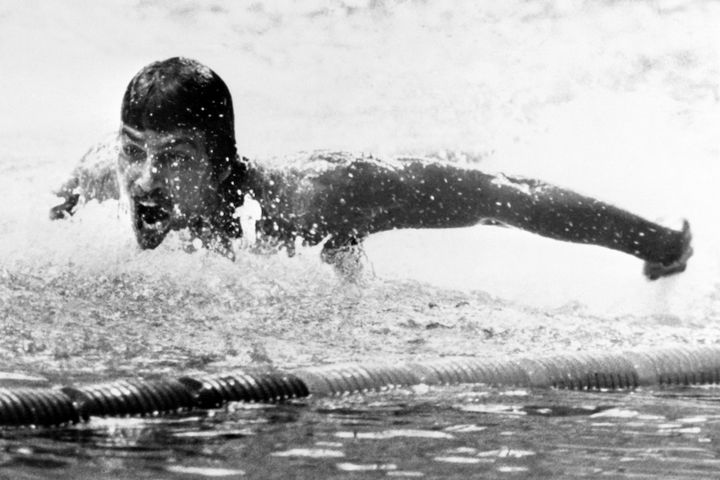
<box><xmin>301</xmin><ymin>158</ymin><xmax>690</xmax><ymax>277</ymax></box>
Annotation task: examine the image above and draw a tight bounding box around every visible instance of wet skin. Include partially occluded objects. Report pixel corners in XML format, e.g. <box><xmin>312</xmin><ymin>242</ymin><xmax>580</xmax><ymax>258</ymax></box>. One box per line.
<box><xmin>118</xmin><ymin>125</ymin><xmax>227</xmax><ymax>249</ymax></box>
<box><xmin>115</xmin><ymin>131</ymin><xmax>687</xmax><ymax>269</ymax></box>
<box><xmin>52</xmin><ymin>133</ymin><xmax>690</xmax><ymax>278</ymax></box>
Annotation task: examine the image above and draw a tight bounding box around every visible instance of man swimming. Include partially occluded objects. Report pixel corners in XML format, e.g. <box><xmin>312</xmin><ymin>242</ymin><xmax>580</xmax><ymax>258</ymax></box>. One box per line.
<box><xmin>50</xmin><ymin>57</ymin><xmax>693</xmax><ymax>280</ymax></box>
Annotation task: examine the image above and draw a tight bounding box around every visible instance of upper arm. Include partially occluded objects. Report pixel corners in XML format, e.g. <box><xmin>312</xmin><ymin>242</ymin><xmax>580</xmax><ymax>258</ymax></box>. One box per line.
<box><xmin>258</xmin><ymin>153</ymin><xmax>502</xmax><ymax>240</ymax></box>
<box><xmin>298</xmin><ymin>157</ymin><xmax>462</xmax><ymax>236</ymax></box>
<box><xmin>325</xmin><ymin>159</ymin><xmax>512</xmax><ymax>232</ymax></box>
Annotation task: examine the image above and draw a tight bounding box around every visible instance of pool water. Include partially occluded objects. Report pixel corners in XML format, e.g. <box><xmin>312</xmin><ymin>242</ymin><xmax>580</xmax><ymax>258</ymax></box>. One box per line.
<box><xmin>3</xmin><ymin>385</ymin><xmax>720</xmax><ymax>479</ymax></box>
<box><xmin>2</xmin><ymin>1</ymin><xmax>720</xmax><ymax>478</ymax></box>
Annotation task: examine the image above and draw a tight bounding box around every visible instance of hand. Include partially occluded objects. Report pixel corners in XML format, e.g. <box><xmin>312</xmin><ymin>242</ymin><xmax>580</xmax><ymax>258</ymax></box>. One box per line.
<box><xmin>49</xmin><ymin>193</ymin><xmax>80</xmax><ymax>220</ymax></box>
<box><xmin>643</xmin><ymin>219</ymin><xmax>693</xmax><ymax>280</ymax></box>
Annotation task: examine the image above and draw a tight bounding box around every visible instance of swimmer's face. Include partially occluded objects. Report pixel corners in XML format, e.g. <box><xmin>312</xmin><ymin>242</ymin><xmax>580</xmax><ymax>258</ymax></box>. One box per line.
<box><xmin>118</xmin><ymin>125</ymin><xmax>220</xmax><ymax>249</ymax></box>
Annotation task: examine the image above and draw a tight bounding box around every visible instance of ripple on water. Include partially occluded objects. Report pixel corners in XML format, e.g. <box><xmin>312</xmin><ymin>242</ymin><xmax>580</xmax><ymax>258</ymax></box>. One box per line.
<box><xmin>165</xmin><ymin>465</ymin><xmax>246</xmax><ymax>477</ymax></box>
<box><xmin>171</xmin><ymin>428</ymin><xmax>255</xmax><ymax>439</ymax></box>
<box><xmin>336</xmin><ymin>462</ymin><xmax>397</xmax><ymax>472</ymax></box>
<box><xmin>433</xmin><ymin>456</ymin><xmax>487</xmax><ymax>464</ymax></box>
<box><xmin>443</xmin><ymin>424</ymin><xmax>487</xmax><ymax>433</ymax></box>
<box><xmin>271</xmin><ymin>448</ymin><xmax>345</xmax><ymax>458</ymax></box>
<box><xmin>334</xmin><ymin>429</ymin><xmax>455</xmax><ymax>440</ymax></box>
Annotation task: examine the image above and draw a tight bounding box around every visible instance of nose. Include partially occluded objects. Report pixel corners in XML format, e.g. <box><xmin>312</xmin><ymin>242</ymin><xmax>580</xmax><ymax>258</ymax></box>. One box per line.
<box><xmin>131</xmin><ymin>156</ymin><xmax>163</xmax><ymax>196</ymax></box>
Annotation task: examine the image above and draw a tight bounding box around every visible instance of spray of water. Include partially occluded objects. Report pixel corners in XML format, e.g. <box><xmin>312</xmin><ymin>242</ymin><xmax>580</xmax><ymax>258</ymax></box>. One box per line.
<box><xmin>1</xmin><ymin>0</ymin><xmax>719</xmax><ymax>372</ymax></box>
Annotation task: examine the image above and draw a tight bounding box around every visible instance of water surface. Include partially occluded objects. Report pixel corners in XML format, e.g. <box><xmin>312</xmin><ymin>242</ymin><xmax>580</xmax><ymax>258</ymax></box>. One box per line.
<box><xmin>3</xmin><ymin>385</ymin><xmax>720</xmax><ymax>479</ymax></box>
<box><xmin>1</xmin><ymin>1</ymin><xmax>719</xmax><ymax>477</ymax></box>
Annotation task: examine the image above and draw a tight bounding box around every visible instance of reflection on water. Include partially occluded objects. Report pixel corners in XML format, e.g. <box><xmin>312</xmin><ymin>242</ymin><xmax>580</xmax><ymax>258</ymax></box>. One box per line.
<box><xmin>2</xmin><ymin>385</ymin><xmax>720</xmax><ymax>479</ymax></box>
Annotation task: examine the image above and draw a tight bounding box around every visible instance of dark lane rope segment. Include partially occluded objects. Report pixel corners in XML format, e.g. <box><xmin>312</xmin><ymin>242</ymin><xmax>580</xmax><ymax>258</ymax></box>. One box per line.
<box><xmin>0</xmin><ymin>388</ymin><xmax>79</xmax><ymax>426</ymax></box>
<box><xmin>178</xmin><ymin>372</ymin><xmax>308</xmax><ymax>408</ymax></box>
<box><xmin>5</xmin><ymin>346</ymin><xmax>720</xmax><ymax>428</ymax></box>
<box><xmin>62</xmin><ymin>378</ymin><xmax>196</xmax><ymax>419</ymax></box>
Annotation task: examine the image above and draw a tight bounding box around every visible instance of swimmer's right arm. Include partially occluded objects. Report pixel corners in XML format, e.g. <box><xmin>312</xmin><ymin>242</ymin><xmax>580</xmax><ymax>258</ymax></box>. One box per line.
<box><xmin>49</xmin><ymin>176</ymin><xmax>81</xmax><ymax>220</ymax></box>
<box><xmin>49</xmin><ymin>137</ymin><xmax>121</xmax><ymax>220</ymax></box>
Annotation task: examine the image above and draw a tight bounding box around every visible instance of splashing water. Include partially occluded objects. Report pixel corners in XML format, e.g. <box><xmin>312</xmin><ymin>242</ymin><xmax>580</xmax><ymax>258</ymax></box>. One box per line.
<box><xmin>1</xmin><ymin>0</ymin><xmax>720</xmax><ymax>376</ymax></box>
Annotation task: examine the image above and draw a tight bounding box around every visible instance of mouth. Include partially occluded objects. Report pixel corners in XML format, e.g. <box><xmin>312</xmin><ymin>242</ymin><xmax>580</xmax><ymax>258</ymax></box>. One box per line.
<box><xmin>131</xmin><ymin>191</ymin><xmax>174</xmax><ymax>249</ymax></box>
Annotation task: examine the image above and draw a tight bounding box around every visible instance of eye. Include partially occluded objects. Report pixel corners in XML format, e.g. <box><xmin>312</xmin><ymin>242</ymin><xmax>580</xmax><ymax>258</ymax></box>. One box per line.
<box><xmin>122</xmin><ymin>143</ymin><xmax>144</xmax><ymax>161</ymax></box>
<box><xmin>162</xmin><ymin>152</ymin><xmax>192</xmax><ymax>168</ymax></box>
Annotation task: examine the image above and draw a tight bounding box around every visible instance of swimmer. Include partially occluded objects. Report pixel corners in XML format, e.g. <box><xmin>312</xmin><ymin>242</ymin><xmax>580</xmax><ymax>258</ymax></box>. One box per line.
<box><xmin>50</xmin><ymin>57</ymin><xmax>692</xmax><ymax>280</ymax></box>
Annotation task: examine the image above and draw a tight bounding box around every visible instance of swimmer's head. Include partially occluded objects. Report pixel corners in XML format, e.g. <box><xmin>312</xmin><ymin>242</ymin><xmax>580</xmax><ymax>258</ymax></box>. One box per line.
<box><xmin>121</xmin><ymin>57</ymin><xmax>236</xmax><ymax>172</ymax></box>
<box><xmin>119</xmin><ymin>58</ymin><xmax>238</xmax><ymax>249</ymax></box>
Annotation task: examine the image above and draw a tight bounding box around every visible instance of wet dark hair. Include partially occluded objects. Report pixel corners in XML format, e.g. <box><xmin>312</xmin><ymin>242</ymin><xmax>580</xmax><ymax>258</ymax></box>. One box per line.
<box><xmin>121</xmin><ymin>57</ymin><xmax>237</xmax><ymax>174</ymax></box>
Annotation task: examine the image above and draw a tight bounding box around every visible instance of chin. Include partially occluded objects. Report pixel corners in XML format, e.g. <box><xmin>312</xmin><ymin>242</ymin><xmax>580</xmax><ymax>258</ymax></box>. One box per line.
<box><xmin>130</xmin><ymin>194</ymin><xmax>174</xmax><ymax>249</ymax></box>
<box><xmin>132</xmin><ymin>212</ymin><xmax>172</xmax><ymax>249</ymax></box>
<box><xmin>133</xmin><ymin>223</ymin><xmax>171</xmax><ymax>249</ymax></box>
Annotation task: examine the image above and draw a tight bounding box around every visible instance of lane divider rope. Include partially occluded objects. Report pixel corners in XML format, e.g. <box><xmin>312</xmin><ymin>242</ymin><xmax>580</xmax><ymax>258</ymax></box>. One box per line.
<box><xmin>2</xmin><ymin>345</ymin><xmax>720</xmax><ymax>427</ymax></box>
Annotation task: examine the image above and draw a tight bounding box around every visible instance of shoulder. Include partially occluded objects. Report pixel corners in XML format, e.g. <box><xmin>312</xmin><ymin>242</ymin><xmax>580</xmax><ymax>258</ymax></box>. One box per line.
<box><xmin>255</xmin><ymin>150</ymin><xmax>408</xmax><ymax>175</ymax></box>
<box><xmin>55</xmin><ymin>133</ymin><xmax>120</xmax><ymax>200</ymax></box>
<box><xmin>246</xmin><ymin>150</ymin><xmax>481</xmax><ymax>192</ymax></box>
<box><xmin>50</xmin><ymin>133</ymin><xmax>121</xmax><ymax>218</ymax></box>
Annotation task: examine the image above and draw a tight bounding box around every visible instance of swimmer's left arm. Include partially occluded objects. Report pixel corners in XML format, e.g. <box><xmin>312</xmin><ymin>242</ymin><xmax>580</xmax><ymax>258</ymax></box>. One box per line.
<box><xmin>313</xmin><ymin>157</ymin><xmax>692</xmax><ymax>274</ymax></box>
<box><xmin>304</xmin><ymin>159</ymin><xmax>504</xmax><ymax>236</ymax></box>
